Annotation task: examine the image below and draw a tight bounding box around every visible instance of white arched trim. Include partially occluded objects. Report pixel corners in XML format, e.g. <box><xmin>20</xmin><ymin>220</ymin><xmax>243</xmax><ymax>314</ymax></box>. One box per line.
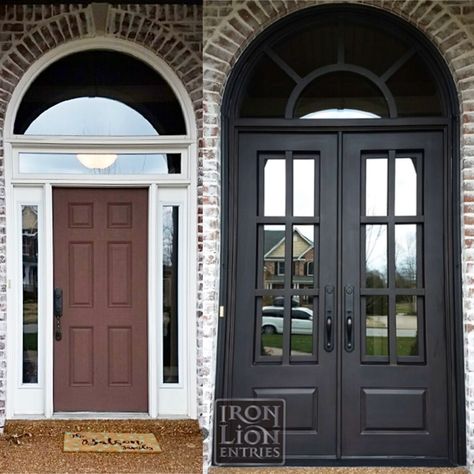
<box><xmin>4</xmin><ymin>37</ymin><xmax>197</xmax><ymax>141</ymax></box>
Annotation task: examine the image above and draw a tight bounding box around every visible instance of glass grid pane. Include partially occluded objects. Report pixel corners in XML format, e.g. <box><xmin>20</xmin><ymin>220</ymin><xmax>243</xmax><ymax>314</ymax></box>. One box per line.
<box><xmin>396</xmin><ymin>295</ymin><xmax>418</xmax><ymax>357</ymax></box>
<box><xmin>264</xmin><ymin>159</ymin><xmax>285</xmax><ymax>216</ymax></box>
<box><xmin>365</xmin><ymin>296</ymin><xmax>388</xmax><ymax>357</ymax></box>
<box><xmin>366</xmin><ymin>158</ymin><xmax>388</xmax><ymax>216</ymax></box>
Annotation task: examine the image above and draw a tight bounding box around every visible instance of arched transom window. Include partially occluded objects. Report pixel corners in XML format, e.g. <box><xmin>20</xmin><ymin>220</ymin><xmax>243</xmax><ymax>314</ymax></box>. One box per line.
<box><xmin>239</xmin><ymin>12</ymin><xmax>445</xmax><ymax>119</ymax></box>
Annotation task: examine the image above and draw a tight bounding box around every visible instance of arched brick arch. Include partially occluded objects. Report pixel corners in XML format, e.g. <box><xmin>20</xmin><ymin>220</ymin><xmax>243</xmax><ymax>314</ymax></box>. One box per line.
<box><xmin>201</xmin><ymin>0</ymin><xmax>474</xmax><ymax>467</ymax></box>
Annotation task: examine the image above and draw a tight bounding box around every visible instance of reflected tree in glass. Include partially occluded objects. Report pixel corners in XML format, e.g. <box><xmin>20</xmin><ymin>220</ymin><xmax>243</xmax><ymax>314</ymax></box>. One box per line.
<box><xmin>22</xmin><ymin>206</ymin><xmax>38</xmax><ymax>383</ymax></box>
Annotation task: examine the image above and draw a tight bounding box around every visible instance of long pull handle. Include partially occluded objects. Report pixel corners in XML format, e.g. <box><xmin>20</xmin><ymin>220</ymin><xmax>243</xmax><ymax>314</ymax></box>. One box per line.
<box><xmin>324</xmin><ymin>285</ymin><xmax>334</xmax><ymax>352</ymax></box>
<box><xmin>344</xmin><ymin>285</ymin><xmax>354</xmax><ymax>352</ymax></box>
<box><xmin>54</xmin><ymin>288</ymin><xmax>63</xmax><ymax>341</ymax></box>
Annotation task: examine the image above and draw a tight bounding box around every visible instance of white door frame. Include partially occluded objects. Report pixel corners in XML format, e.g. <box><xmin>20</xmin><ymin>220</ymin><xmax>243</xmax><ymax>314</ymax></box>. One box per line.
<box><xmin>4</xmin><ymin>39</ymin><xmax>198</xmax><ymax>419</ymax></box>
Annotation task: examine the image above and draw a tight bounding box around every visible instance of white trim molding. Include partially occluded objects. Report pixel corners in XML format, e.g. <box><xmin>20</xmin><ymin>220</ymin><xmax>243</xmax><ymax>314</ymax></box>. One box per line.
<box><xmin>5</xmin><ymin>38</ymin><xmax>198</xmax><ymax>420</ymax></box>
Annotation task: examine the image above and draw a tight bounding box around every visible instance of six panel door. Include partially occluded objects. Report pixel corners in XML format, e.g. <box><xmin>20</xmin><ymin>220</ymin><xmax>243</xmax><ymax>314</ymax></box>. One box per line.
<box><xmin>53</xmin><ymin>188</ymin><xmax>148</xmax><ymax>412</ymax></box>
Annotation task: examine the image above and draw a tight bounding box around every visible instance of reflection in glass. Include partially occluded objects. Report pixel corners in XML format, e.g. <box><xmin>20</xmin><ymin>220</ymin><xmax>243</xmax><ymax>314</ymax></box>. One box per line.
<box><xmin>19</xmin><ymin>152</ymin><xmax>181</xmax><ymax>175</ymax></box>
<box><xmin>292</xmin><ymin>225</ymin><xmax>315</xmax><ymax>289</ymax></box>
<box><xmin>291</xmin><ymin>304</ymin><xmax>314</xmax><ymax>356</ymax></box>
<box><xmin>22</xmin><ymin>205</ymin><xmax>38</xmax><ymax>384</ymax></box>
<box><xmin>396</xmin><ymin>296</ymin><xmax>418</xmax><ymax>357</ymax></box>
<box><xmin>261</xmin><ymin>296</ymin><xmax>284</xmax><ymax>357</ymax></box>
<box><xmin>395</xmin><ymin>158</ymin><xmax>417</xmax><ymax>216</ymax></box>
<box><xmin>395</xmin><ymin>225</ymin><xmax>417</xmax><ymax>288</ymax></box>
<box><xmin>263</xmin><ymin>226</ymin><xmax>285</xmax><ymax>289</ymax></box>
<box><xmin>293</xmin><ymin>159</ymin><xmax>314</xmax><ymax>216</ymax></box>
<box><xmin>365</xmin><ymin>225</ymin><xmax>387</xmax><ymax>288</ymax></box>
<box><xmin>366</xmin><ymin>158</ymin><xmax>387</xmax><ymax>216</ymax></box>
<box><xmin>25</xmin><ymin>98</ymin><xmax>158</xmax><ymax>136</ymax></box>
<box><xmin>16</xmin><ymin>50</ymin><xmax>186</xmax><ymax>135</ymax></box>
<box><xmin>163</xmin><ymin>207</ymin><xmax>179</xmax><ymax>383</ymax></box>
<box><xmin>365</xmin><ymin>296</ymin><xmax>388</xmax><ymax>356</ymax></box>
<box><xmin>264</xmin><ymin>159</ymin><xmax>285</xmax><ymax>216</ymax></box>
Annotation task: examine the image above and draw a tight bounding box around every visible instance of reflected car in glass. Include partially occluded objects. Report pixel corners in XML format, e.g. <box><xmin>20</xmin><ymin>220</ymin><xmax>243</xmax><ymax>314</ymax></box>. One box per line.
<box><xmin>262</xmin><ymin>306</ymin><xmax>313</xmax><ymax>335</ymax></box>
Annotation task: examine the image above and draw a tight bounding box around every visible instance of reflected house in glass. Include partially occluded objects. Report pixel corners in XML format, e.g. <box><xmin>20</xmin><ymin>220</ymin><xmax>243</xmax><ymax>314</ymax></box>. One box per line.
<box><xmin>264</xmin><ymin>228</ymin><xmax>314</xmax><ymax>290</ymax></box>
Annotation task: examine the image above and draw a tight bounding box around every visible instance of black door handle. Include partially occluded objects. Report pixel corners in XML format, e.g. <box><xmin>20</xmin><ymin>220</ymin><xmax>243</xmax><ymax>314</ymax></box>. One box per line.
<box><xmin>54</xmin><ymin>288</ymin><xmax>63</xmax><ymax>341</ymax></box>
<box><xmin>344</xmin><ymin>285</ymin><xmax>354</xmax><ymax>352</ymax></box>
<box><xmin>324</xmin><ymin>285</ymin><xmax>334</xmax><ymax>352</ymax></box>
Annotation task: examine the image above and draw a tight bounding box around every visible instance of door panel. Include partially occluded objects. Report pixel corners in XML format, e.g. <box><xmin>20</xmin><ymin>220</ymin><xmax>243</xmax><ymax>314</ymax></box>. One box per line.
<box><xmin>232</xmin><ymin>133</ymin><xmax>338</xmax><ymax>458</ymax></box>
<box><xmin>228</xmin><ymin>130</ymin><xmax>450</xmax><ymax>462</ymax></box>
<box><xmin>341</xmin><ymin>132</ymin><xmax>448</xmax><ymax>457</ymax></box>
<box><xmin>53</xmin><ymin>188</ymin><xmax>148</xmax><ymax>412</ymax></box>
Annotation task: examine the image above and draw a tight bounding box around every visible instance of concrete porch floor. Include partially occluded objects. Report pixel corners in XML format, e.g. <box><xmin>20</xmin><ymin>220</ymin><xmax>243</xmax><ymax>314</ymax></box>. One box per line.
<box><xmin>1</xmin><ymin>419</ymin><xmax>202</xmax><ymax>473</ymax></box>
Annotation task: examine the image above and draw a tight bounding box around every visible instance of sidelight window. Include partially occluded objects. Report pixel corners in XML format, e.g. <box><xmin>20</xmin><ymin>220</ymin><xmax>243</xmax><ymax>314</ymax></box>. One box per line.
<box><xmin>22</xmin><ymin>205</ymin><xmax>39</xmax><ymax>384</ymax></box>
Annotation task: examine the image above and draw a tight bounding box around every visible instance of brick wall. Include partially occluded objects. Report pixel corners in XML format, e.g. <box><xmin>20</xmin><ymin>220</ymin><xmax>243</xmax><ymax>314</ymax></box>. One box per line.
<box><xmin>202</xmin><ymin>0</ymin><xmax>474</xmax><ymax>468</ymax></box>
<box><xmin>0</xmin><ymin>2</ymin><xmax>202</xmax><ymax>427</ymax></box>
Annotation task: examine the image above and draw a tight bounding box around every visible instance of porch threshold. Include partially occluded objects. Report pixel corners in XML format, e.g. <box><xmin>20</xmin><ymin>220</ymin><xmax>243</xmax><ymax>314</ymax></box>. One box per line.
<box><xmin>1</xmin><ymin>419</ymin><xmax>202</xmax><ymax>473</ymax></box>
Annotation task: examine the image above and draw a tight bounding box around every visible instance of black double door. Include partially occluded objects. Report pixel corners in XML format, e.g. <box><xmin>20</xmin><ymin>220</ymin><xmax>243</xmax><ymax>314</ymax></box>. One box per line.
<box><xmin>229</xmin><ymin>131</ymin><xmax>449</xmax><ymax>461</ymax></box>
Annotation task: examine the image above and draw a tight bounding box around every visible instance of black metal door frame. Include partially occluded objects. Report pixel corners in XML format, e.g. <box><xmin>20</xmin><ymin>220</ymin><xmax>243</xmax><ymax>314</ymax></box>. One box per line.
<box><xmin>216</xmin><ymin>4</ymin><xmax>465</xmax><ymax>467</ymax></box>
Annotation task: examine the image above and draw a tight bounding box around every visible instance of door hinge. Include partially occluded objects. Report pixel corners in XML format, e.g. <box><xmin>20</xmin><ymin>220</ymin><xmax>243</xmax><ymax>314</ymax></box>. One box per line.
<box><xmin>219</xmin><ymin>306</ymin><xmax>225</xmax><ymax>318</ymax></box>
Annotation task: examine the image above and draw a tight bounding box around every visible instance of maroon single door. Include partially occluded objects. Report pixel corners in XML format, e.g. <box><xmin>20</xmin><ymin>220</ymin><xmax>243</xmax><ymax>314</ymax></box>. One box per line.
<box><xmin>53</xmin><ymin>188</ymin><xmax>148</xmax><ymax>412</ymax></box>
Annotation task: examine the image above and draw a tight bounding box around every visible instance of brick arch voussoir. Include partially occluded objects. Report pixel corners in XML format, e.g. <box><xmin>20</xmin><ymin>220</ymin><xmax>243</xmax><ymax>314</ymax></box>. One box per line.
<box><xmin>110</xmin><ymin>10</ymin><xmax>201</xmax><ymax>112</ymax></box>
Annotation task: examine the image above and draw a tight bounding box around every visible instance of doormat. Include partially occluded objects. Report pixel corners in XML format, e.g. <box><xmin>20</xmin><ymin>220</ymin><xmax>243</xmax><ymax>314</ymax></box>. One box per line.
<box><xmin>64</xmin><ymin>432</ymin><xmax>161</xmax><ymax>453</ymax></box>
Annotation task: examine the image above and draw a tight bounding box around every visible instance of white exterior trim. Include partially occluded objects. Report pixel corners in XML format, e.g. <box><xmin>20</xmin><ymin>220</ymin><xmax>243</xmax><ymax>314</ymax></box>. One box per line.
<box><xmin>5</xmin><ymin>39</ymin><xmax>198</xmax><ymax>420</ymax></box>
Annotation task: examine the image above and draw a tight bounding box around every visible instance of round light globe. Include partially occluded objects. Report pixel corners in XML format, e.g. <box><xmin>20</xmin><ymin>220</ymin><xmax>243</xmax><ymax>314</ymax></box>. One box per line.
<box><xmin>76</xmin><ymin>153</ymin><xmax>118</xmax><ymax>169</ymax></box>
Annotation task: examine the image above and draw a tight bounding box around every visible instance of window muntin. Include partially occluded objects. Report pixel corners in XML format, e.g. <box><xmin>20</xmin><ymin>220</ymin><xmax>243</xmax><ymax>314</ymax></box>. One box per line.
<box><xmin>294</xmin><ymin>72</ymin><xmax>389</xmax><ymax>119</ymax></box>
<box><xmin>15</xmin><ymin>50</ymin><xmax>186</xmax><ymax>135</ymax></box>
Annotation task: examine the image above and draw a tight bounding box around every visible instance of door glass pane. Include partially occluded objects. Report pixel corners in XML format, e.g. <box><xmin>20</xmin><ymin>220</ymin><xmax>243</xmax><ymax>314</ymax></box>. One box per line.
<box><xmin>293</xmin><ymin>159</ymin><xmax>314</xmax><ymax>216</ymax></box>
<box><xmin>365</xmin><ymin>158</ymin><xmax>387</xmax><ymax>216</ymax></box>
<box><xmin>396</xmin><ymin>296</ymin><xmax>418</xmax><ymax>357</ymax></box>
<box><xmin>22</xmin><ymin>205</ymin><xmax>38</xmax><ymax>384</ymax></box>
<box><xmin>163</xmin><ymin>206</ymin><xmax>179</xmax><ymax>383</ymax></box>
<box><xmin>264</xmin><ymin>159</ymin><xmax>285</xmax><ymax>216</ymax></box>
<box><xmin>395</xmin><ymin>158</ymin><xmax>417</xmax><ymax>216</ymax></box>
<box><xmin>263</xmin><ymin>226</ymin><xmax>285</xmax><ymax>289</ymax></box>
<box><xmin>395</xmin><ymin>225</ymin><xmax>417</xmax><ymax>288</ymax></box>
<box><xmin>261</xmin><ymin>295</ymin><xmax>284</xmax><ymax>357</ymax></box>
<box><xmin>291</xmin><ymin>302</ymin><xmax>314</xmax><ymax>356</ymax></box>
<box><xmin>365</xmin><ymin>225</ymin><xmax>387</xmax><ymax>288</ymax></box>
<box><xmin>19</xmin><ymin>152</ymin><xmax>181</xmax><ymax>175</ymax></box>
<box><xmin>365</xmin><ymin>296</ymin><xmax>388</xmax><ymax>357</ymax></box>
<box><xmin>292</xmin><ymin>225</ymin><xmax>314</xmax><ymax>289</ymax></box>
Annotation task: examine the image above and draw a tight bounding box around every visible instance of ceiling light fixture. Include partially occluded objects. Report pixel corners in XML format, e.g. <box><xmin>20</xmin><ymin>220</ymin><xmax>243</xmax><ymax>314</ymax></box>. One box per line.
<box><xmin>76</xmin><ymin>153</ymin><xmax>118</xmax><ymax>169</ymax></box>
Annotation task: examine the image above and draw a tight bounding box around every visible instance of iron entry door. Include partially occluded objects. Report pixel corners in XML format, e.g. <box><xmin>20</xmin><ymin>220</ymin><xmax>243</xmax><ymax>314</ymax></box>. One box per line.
<box><xmin>53</xmin><ymin>188</ymin><xmax>148</xmax><ymax>412</ymax></box>
<box><xmin>228</xmin><ymin>131</ymin><xmax>449</xmax><ymax>461</ymax></box>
